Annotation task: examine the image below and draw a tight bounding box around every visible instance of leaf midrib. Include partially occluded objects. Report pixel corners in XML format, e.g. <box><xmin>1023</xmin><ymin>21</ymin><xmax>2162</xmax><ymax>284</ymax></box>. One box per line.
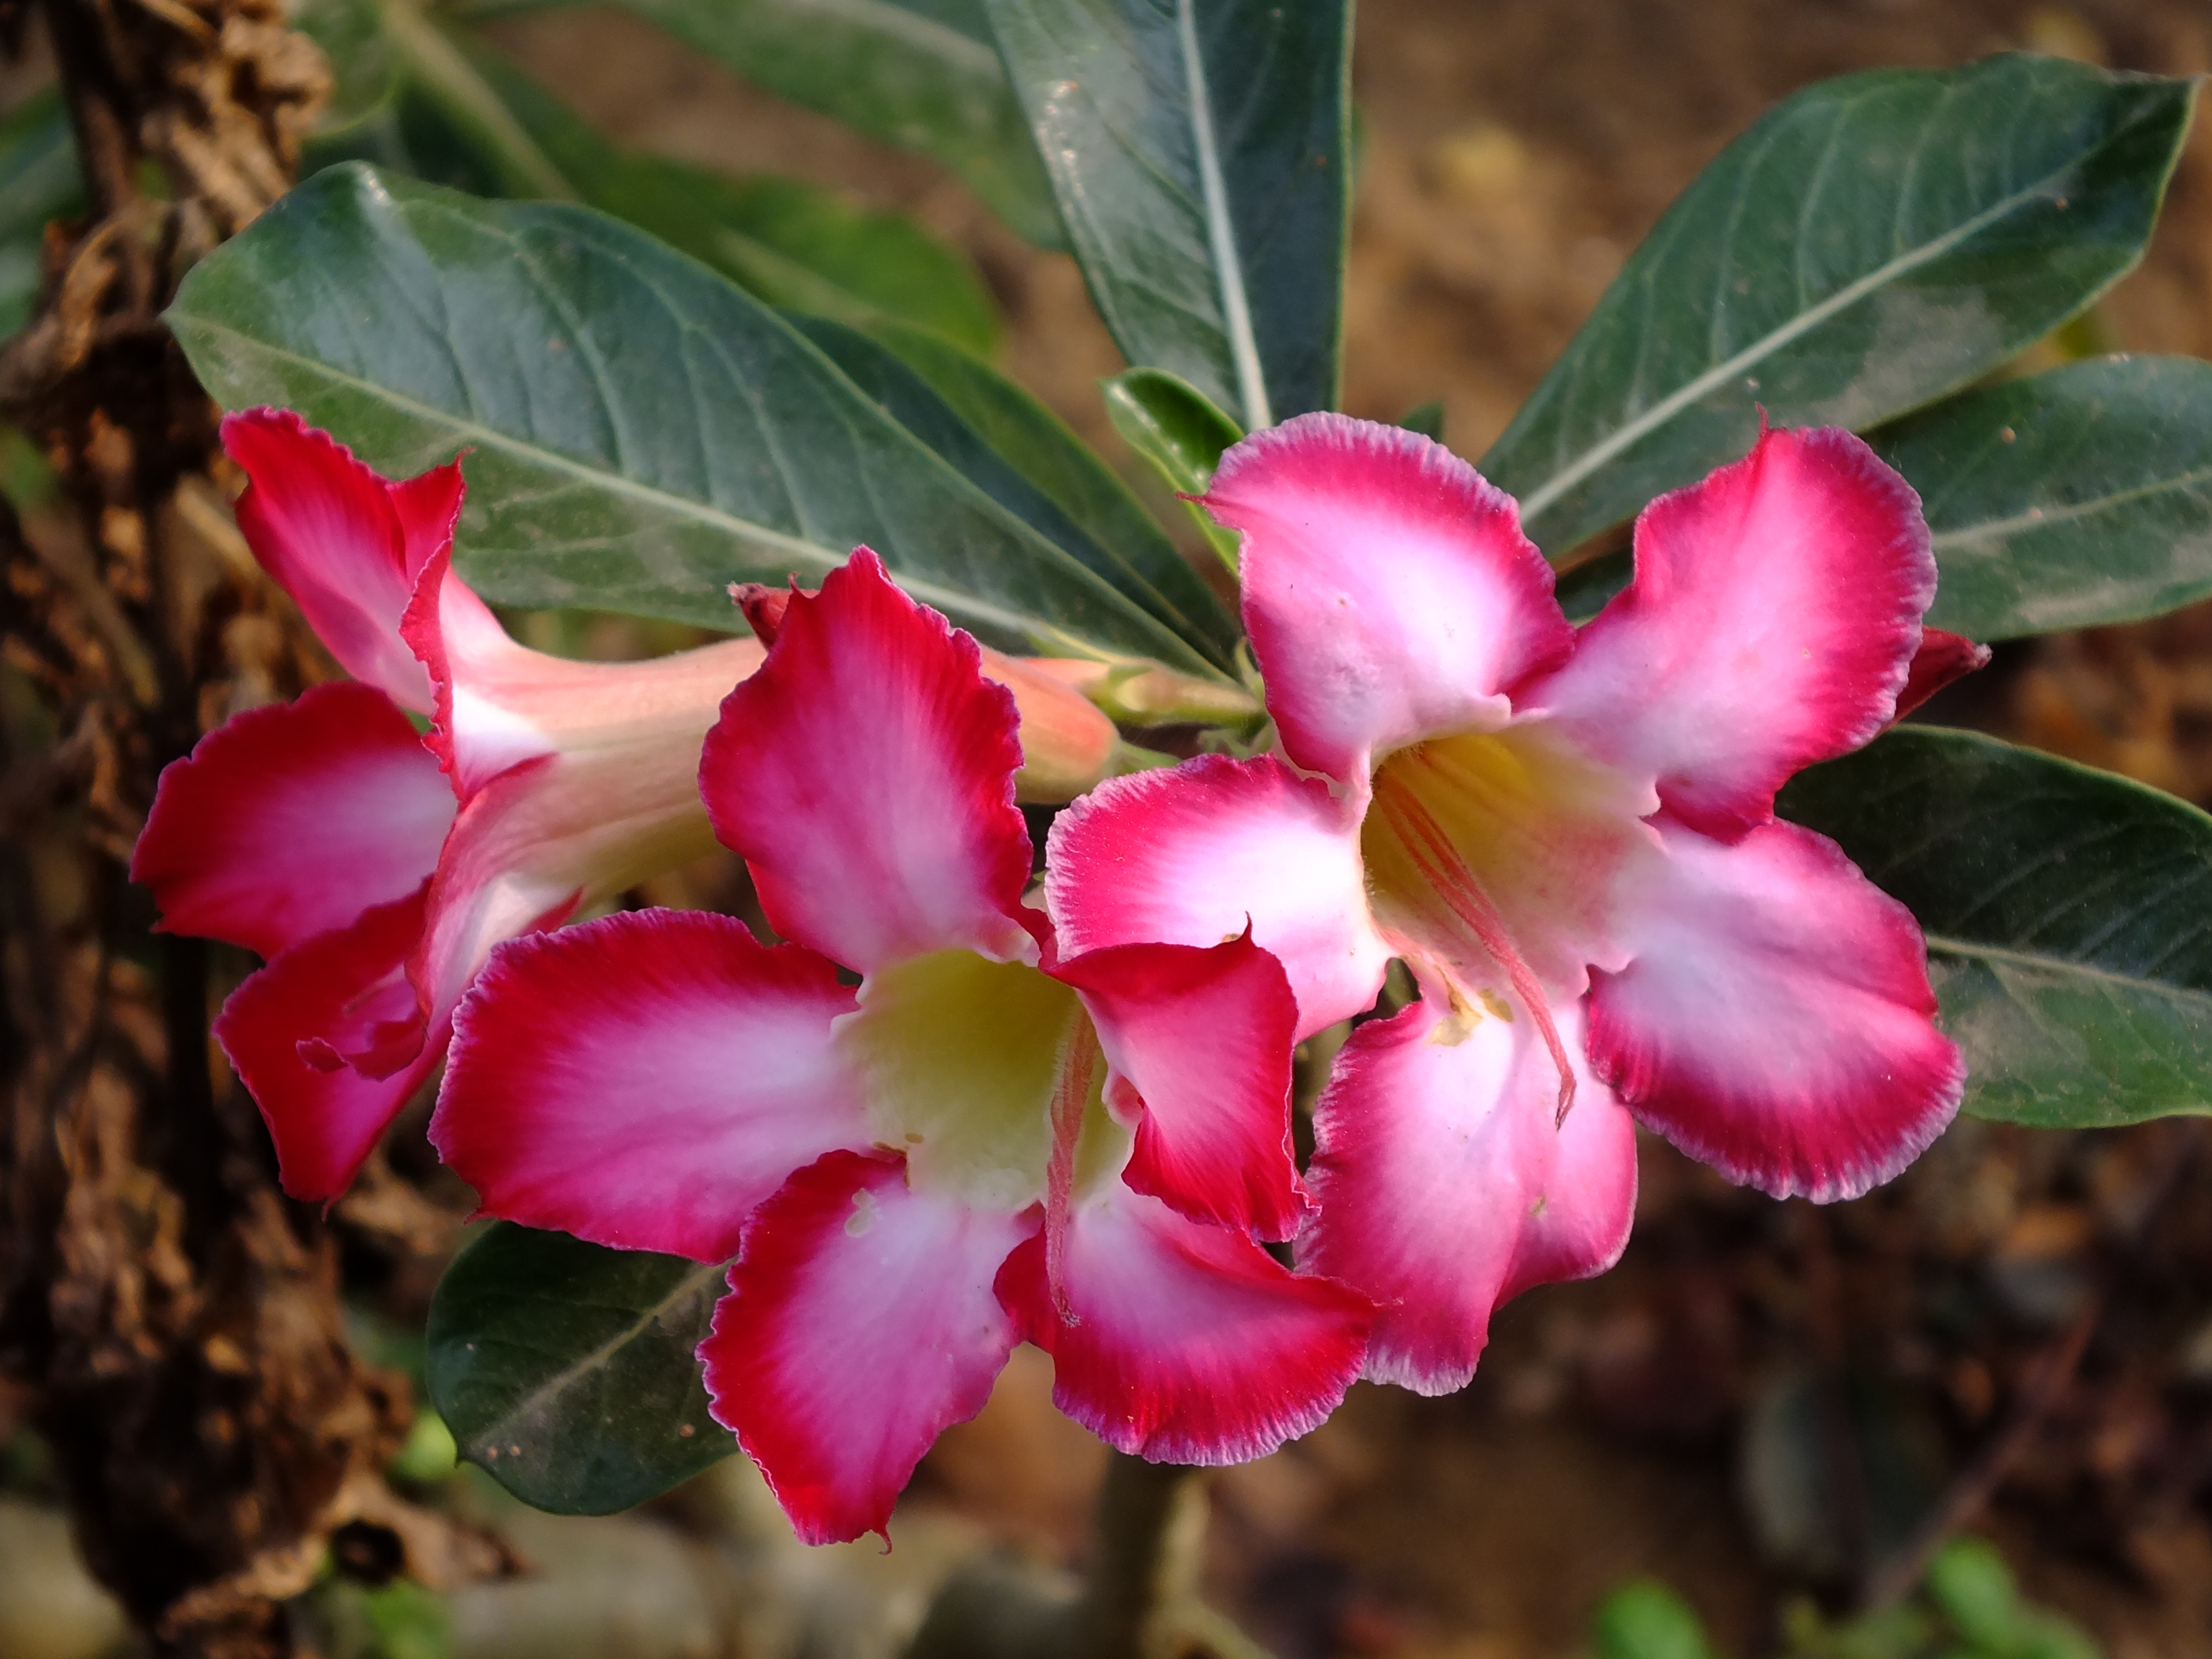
<box><xmin>1928</xmin><ymin>461</ymin><xmax>2212</xmax><ymax>548</ymax></box>
<box><xmin>1927</xmin><ymin>931</ymin><xmax>2212</xmax><ymax>1006</ymax></box>
<box><xmin>1514</xmin><ymin>98</ymin><xmax>2156</xmax><ymax>523</ymax></box>
<box><xmin>459</xmin><ymin>1258</ymin><xmax>724</xmax><ymax>1452</ymax></box>
<box><xmin>171</xmin><ymin>312</ymin><xmax>1145</xmax><ymax>650</ymax></box>
<box><xmin>1174</xmin><ymin>0</ymin><xmax>1267</xmax><ymax>429</ymax></box>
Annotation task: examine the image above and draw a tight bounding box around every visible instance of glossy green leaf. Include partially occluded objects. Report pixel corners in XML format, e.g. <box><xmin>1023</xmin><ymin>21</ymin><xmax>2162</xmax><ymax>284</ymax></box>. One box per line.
<box><xmin>985</xmin><ymin>0</ymin><xmax>1352</xmax><ymax>428</ymax></box>
<box><xmin>1869</xmin><ymin>354</ymin><xmax>2212</xmax><ymax>640</ymax></box>
<box><xmin>426</xmin><ymin>1223</ymin><xmax>733</xmax><ymax>1515</ymax></box>
<box><xmin>1778</xmin><ymin>727</ymin><xmax>2212</xmax><ymax>1129</ymax></box>
<box><xmin>305</xmin><ymin>12</ymin><xmax>1001</xmax><ymax>353</ymax></box>
<box><xmin>594</xmin><ymin>0</ymin><xmax>1063</xmax><ymax>247</ymax></box>
<box><xmin>1102</xmin><ymin>367</ymin><xmax>1243</xmax><ymax>569</ymax></box>
<box><xmin>800</xmin><ymin>316</ymin><xmax>1237</xmax><ymax>663</ymax></box>
<box><xmin>0</xmin><ymin>91</ymin><xmax>83</xmax><ymax>340</ymax></box>
<box><xmin>168</xmin><ymin>166</ymin><xmax>1213</xmax><ymax>668</ymax></box>
<box><xmin>1483</xmin><ymin>56</ymin><xmax>2196</xmax><ymax>556</ymax></box>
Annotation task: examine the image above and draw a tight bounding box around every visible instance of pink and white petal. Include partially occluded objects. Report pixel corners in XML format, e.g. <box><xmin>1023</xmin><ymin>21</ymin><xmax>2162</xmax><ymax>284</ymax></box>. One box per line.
<box><xmin>1204</xmin><ymin>413</ymin><xmax>1573</xmax><ymax>782</ymax></box>
<box><xmin>1526</xmin><ymin>425</ymin><xmax>1935</xmax><ymax>833</ymax></box>
<box><xmin>702</xmin><ymin>1151</ymin><xmax>1029</xmax><ymax>1545</ymax></box>
<box><xmin>998</xmin><ymin>1185</ymin><xmax>1371</xmax><ymax>1464</ymax></box>
<box><xmin>131</xmin><ymin>682</ymin><xmax>454</xmax><ymax>958</ymax></box>
<box><xmin>387</xmin><ymin>457</ymin><xmax>467</xmax><ymax>585</ymax></box>
<box><xmin>1046</xmin><ymin>755</ymin><xmax>1391</xmax><ymax>1041</ymax></box>
<box><xmin>213</xmin><ymin>885</ymin><xmax>443</xmax><ymax>1202</ymax></box>
<box><xmin>1054</xmin><ymin>934</ymin><xmax>1305</xmax><ymax>1241</ymax></box>
<box><xmin>1298</xmin><ymin>989</ymin><xmax>1633</xmax><ymax>1395</ymax></box>
<box><xmin>221</xmin><ymin>409</ymin><xmax>441</xmax><ymax>711</ymax></box>
<box><xmin>399</xmin><ymin>546</ymin><xmax>554</xmax><ymax>796</ymax></box>
<box><xmin>702</xmin><ymin>549</ymin><xmax>1034</xmax><ymax>972</ymax></box>
<box><xmin>1586</xmin><ymin>815</ymin><xmax>1963</xmax><ymax>1205</ymax></box>
<box><xmin>434</xmin><ymin>911</ymin><xmax>869</xmax><ymax>1264</ymax></box>
<box><xmin>1893</xmin><ymin>628</ymin><xmax>1992</xmax><ymax>722</ymax></box>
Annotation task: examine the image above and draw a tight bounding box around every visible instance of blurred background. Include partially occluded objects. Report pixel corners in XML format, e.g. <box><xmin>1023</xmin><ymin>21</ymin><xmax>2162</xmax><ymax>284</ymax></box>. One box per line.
<box><xmin>4</xmin><ymin>3</ymin><xmax>2211</xmax><ymax>1657</ymax></box>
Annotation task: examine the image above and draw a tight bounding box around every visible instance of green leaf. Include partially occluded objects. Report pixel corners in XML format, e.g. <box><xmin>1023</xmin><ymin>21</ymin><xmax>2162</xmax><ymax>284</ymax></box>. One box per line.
<box><xmin>0</xmin><ymin>90</ymin><xmax>84</xmax><ymax>340</ymax></box>
<box><xmin>306</xmin><ymin>12</ymin><xmax>1002</xmax><ymax>354</ymax></box>
<box><xmin>167</xmin><ymin>165</ymin><xmax>1213</xmax><ymax>670</ymax></box>
<box><xmin>599</xmin><ymin>0</ymin><xmax>1063</xmax><ymax>247</ymax></box>
<box><xmin>1397</xmin><ymin>400</ymin><xmax>1446</xmax><ymax>442</ymax></box>
<box><xmin>1483</xmin><ymin>56</ymin><xmax>2197</xmax><ymax>556</ymax></box>
<box><xmin>1102</xmin><ymin>367</ymin><xmax>1244</xmax><ymax>569</ymax></box>
<box><xmin>798</xmin><ymin>316</ymin><xmax>1238</xmax><ymax>663</ymax></box>
<box><xmin>985</xmin><ymin>0</ymin><xmax>1353</xmax><ymax>429</ymax></box>
<box><xmin>1591</xmin><ymin>1580</ymin><xmax>1717</xmax><ymax>1659</ymax></box>
<box><xmin>426</xmin><ymin>1222</ymin><xmax>733</xmax><ymax>1515</ymax></box>
<box><xmin>1869</xmin><ymin>354</ymin><xmax>2212</xmax><ymax>640</ymax></box>
<box><xmin>1777</xmin><ymin>727</ymin><xmax>2212</xmax><ymax>1129</ymax></box>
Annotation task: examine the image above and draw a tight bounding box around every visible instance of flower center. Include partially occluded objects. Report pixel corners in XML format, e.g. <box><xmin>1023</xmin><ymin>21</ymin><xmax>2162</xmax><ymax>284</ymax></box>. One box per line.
<box><xmin>1361</xmin><ymin>720</ymin><xmax>1658</xmax><ymax>1118</ymax></box>
<box><xmin>834</xmin><ymin>949</ymin><xmax>1127</xmax><ymax>1218</ymax></box>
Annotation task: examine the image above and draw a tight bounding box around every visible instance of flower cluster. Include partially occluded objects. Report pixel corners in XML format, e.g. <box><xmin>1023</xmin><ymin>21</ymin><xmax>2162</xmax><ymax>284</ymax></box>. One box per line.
<box><xmin>136</xmin><ymin>406</ymin><xmax>1982</xmax><ymax>1544</ymax></box>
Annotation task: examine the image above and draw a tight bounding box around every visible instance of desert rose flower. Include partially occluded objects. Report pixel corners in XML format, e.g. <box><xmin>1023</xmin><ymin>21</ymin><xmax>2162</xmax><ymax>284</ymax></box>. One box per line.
<box><xmin>1047</xmin><ymin>413</ymin><xmax>1986</xmax><ymax>1395</ymax></box>
<box><xmin>132</xmin><ymin>412</ymin><xmax>1120</xmax><ymax>1202</ymax></box>
<box><xmin>432</xmin><ymin>550</ymin><xmax>1372</xmax><ymax>1545</ymax></box>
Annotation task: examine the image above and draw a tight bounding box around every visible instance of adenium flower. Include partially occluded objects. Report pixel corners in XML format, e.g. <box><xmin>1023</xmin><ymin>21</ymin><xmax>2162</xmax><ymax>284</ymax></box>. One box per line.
<box><xmin>131</xmin><ymin>412</ymin><xmax>1118</xmax><ymax>1202</ymax></box>
<box><xmin>1048</xmin><ymin>414</ymin><xmax>1986</xmax><ymax>1394</ymax></box>
<box><xmin>431</xmin><ymin>550</ymin><xmax>1372</xmax><ymax>1545</ymax></box>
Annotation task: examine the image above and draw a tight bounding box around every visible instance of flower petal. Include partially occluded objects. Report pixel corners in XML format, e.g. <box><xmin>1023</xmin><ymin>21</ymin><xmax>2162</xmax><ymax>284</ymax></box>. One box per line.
<box><xmin>701</xmin><ymin>1150</ymin><xmax>1028</xmax><ymax>1544</ymax></box>
<box><xmin>213</xmin><ymin>885</ymin><xmax>443</xmax><ymax>1201</ymax></box>
<box><xmin>998</xmin><ymin>1184</ymin><xmax>1371</xmax><ymax>1464</ymax></box>
<box><xmin>702</xmin><ymin>549</ymin><xmax>1034</xmax><ymax>972</ymax></box>
<box><xmin>132</xmin><ymin>682</ymin><xmax>454</xmax><ymax>959</ymax></box>
<box><xmin>1298</xmin><ymin>989</ymin><xmax>1635</xmax><ymax>1395</ymax></box>
<box><xmin>436</xmin><ymin>911</ymin><xmax>865</xmax><ymax>1262</ymax></box>
<box><xmin>1586</xmin><ymin>815</ymin><xmax>1963</xmax><ymax>1204</ymax></box>
<box><xmin>1204</xmin><ymin>413</ymin><xmax>1572</xmax><ymax>783</ymax></box>
<box><xmin>1046</xmin><ymin>754</ymin><xmax>1391</xmax><ymax>1040</ymax></box>
<box><xmin>220</xmin><ymin>409</ymin><xmax>457</xmax><ymax>711</ymax></box>
<box><xmin>1527</xmin><ymin>425</ymin><xmax>1934</xmax><ymax>834</ymax></box>
<box><xmin>1893</xmin><ymin>628</ymin><xmax>1993</xmax><ymax>722</ymax></box>
<box><xmin>1054</xmin><ymin>934</ymin><xmax>1305</xmax><ymax>1242</ymax></box>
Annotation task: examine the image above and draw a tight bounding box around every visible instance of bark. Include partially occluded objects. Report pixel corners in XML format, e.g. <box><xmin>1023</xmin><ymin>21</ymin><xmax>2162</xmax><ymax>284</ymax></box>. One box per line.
<box><xmin>0</xmin><ymin>5</ymin><xmax>501</xmax><ymax>1653</ymax></box>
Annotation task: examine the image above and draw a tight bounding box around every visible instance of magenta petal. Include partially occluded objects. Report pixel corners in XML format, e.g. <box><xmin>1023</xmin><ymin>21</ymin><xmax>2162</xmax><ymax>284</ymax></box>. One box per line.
<box><xmin>1587</xmin><ymin>816</ymin><xmax>1963</xmax><ymax>1204</ymax></box>
<box><xmin>1046</xmin><ymin>754</ymin><xmax>1391</xmax><ymax>1041</ymax></box>
<box><xmin>213</xmin><ymin>884</ymin><xmax>443</xmax><ymax>1201</ymax></box>
<box><xmin>1528</xmin><ymin>425</ymin><xmax>1935</xmax><ymax>834</ymax></box>
<box><xmin>1056</xmin><ymin>935</ymin><xmax>1306</xmax><ymax>1242</ymax></box>
<box><xmin>701</xmin><ymin>1151</ymin><xmax>1029</xmax><ymax>1545</ymax></box>
<box><xmin>434</xmin><ymin>910</ymin><xmax>868</xmax><ymax>1263</ymax></box>
<box><xmin>1299</xmin><ymin>990</ymin><xmax>1635</xmax><ymax>1395</ymax></box>
<box><xmin>221</xmin><ymin>409</ymin><xmax>456</xmax><ymax>711</ymax></box>
<box><xmin>1893</xmin><ymin>627</ymin><xmax>1993</xmax><ymax>722</ymax></box>
<box><xmin>703</xmin><ymin>550</ymin><xmax>1035</xmax><ymax>972</ymax></box>
<box><xmin>1206</xmin><ymin>413</ymin><xmax>1572</xmax><ymax>783</ymax></box>
<box><xmin>132</xmin><ymin>681</ymin><xmax>455</xmax><ymax>959</ymax></box>
<box><xmin>998</xmin><ymin>1185</ymin><xmax>1371</xmax><ymax>1464</ymax></box>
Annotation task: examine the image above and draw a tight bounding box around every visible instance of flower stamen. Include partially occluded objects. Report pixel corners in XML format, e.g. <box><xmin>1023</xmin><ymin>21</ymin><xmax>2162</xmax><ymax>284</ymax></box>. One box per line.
<box><xmin>1373</xmin><ymin>771</ymin><xmax>1578</xmax><ymax>1124</ymax></box>
<box><xmin>1043</xmin><ymin>1012</ymin><xmax>1102</xmax><ymax>1326</ymax></box>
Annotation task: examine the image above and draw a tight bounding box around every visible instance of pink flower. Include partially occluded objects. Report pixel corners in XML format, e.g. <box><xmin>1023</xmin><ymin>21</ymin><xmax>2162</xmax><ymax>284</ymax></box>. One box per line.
<box><xmin>131</xmin><ymin>409</ymin><xmax>770</xmax><ymax>1200</ymax></box>
<box><xmin>1046</xmin><ymin>414</ymin><xmax>1984</xmax><ymax>1395</ymax></box>
<box><xmin>430</xmin><ymin>550</ymin><xmax>1372</xmax><ymax>1545</ymax></box>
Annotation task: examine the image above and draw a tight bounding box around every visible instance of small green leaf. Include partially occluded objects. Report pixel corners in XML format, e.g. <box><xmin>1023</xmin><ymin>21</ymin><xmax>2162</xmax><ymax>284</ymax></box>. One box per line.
<box><xmin>0</xmin><ymin>90</ymin><xmax>83</xmax><ymax>339</ymax></box>
<box><xmin>168</xmin><ymin>165</ymin><xmax>1212</xmax><ymax>670</ymax></box>
<box><xmin>1870</xmin><ymin>355</ymin><xmax>2212</xmax><ymax>640</ymax></box>
<box><xmin>1591</xmin><ymin>1580</ymin><xmax>1717</xmax><ymax>1659</ymax></box>
<box><xmin>1925</xmin><ymin>1539</ymin><xmax>2024</xmax><ymax>1650</ymax></box>
<box><xmin>599</xmin><ymin>0</ymin><xmax>1063</xmax><ymax>247</ymax></box>
<box><xmin>1103</xmin><ymin>367</ymin><xmax>1244</xmax><ymax>570</ymax></box>
<box><xmin>798</xmin><ymin>316</ymin><xmax>1237</xmax><ymax>665</ymax></box>
<box><xmin>426</xmin><ymin>1222</ymin><xmax>733</xmax><ymax>1515</ymax></box>
<box><xmin>985</xmin><ymin>0</ymin><xmax>1353</xmax><ymax>428</ymax></box>
<box><xmin>1484</xmin><ymin>56</ymin><xmax>2198</xmax><ymax>556</ymax></box>
<box><xmin>1778</xmin><ymin>727</ymin><xmax>2212</xmax><ymax>1129</ymax></box>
